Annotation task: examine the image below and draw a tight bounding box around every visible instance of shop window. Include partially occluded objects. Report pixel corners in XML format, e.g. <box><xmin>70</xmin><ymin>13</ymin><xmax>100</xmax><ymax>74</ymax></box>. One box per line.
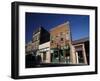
<box><xmin>56</xmin><ymin>36</ymin><xmax>58</xmax><ymax>38</ymax></box>
<box><xmin>65</xmin><ymin>49</ymin><xmax>70</xmax><ymax>63</ymax></box>
<box><xmin>59</xmin><ymin>50</ymin><xmax>63</xmax><ymax>56</ymax></box>
<box><xmin>54</xmin><ymin>51</ymin><xmax>58</xmax><ymax>58</ymax></box>
<box><xmin>65</xmin><ymin>52</ymin><xmax>70</xmax><ymax>57</ymax></box>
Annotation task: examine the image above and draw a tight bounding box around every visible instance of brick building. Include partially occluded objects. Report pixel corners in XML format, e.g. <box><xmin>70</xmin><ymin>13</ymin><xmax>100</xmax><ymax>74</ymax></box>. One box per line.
<box><xmin>50</xmin><ymin>22</ymin><xmax>75</xmax><ymax>64</ymax></box>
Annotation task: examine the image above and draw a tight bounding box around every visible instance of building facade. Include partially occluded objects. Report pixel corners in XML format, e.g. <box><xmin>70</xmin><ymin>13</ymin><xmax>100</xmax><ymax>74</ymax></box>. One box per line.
<box><xmin>72</xmin><ymin>37</ymin><xmax>89</xmax><ymax>64</ymax></box>
<box><xmin>50</xmin><ymin>22</ymin><xmax>75</xmax><ymax>64</ymax></box>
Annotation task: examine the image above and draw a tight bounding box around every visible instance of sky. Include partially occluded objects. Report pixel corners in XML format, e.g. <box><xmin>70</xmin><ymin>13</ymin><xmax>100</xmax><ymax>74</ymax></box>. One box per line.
<box><xmin>25</xmin><ymin>12</ymin><xmax>89</xmax><ymax>44</ymax></box>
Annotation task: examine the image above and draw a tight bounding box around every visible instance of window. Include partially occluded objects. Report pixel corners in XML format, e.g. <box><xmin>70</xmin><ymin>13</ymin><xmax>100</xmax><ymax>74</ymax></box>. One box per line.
<box><xmin>61</xmin><ymin>38</ymin><xmax>63</xmax><ymax>41</ymax></box>
<box><xmin>60</xmin><ymin>32</ymin><xmax>63</xmax><ymax>35</ymax></box>
<box><xmin>59</xmin><ymin>50</ymin><xmax>63</xmax><ymax>56</ymax></box>
<box><xmin>65</xmin><ymin>49</ymin><xmax>70</xmax><ymax>63</ymax></box>
<box><xmin>56</xmin><ymin>36</ymin><xmax>58</xmax><ymax>38</ymax></box>
<box><xmin>66</xmin><ymin>34</ymin><xmax>70</xmax><ymax>40</ymax></box>
<box><xmin>76</xmin><ymin>51</ymin><xmax>84</xmax><ymax>64</ymax></box>
<box><xmin>78</xmin><ymin>51</ymin><xmax>84</xmax><ymax>63</ymax></box>
<box><xmin>67</xmin><ymin>32</ymin><xmax>69</xmax><ymax>34</ymax></box>
<box><xmin>54</xmin><ymin>51</ymin><xmax>59</xmax><ymax>58</ymax></box>
<box><xmin>51</xmin><ymin>40</ymin><xmax>53</xmax><ymax>43</ymax></box>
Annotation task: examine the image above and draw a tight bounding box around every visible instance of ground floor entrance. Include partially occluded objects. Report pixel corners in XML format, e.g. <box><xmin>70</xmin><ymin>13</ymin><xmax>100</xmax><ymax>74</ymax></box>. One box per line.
<box><xmin>74</xmin><ymin>44</ymin><xmax>87</xmax><ymax>64</ymax></box>
<box><xmin>51</xmin><ymin>48</ymin><xmax>70</xmax><ymax>64</ymax></box>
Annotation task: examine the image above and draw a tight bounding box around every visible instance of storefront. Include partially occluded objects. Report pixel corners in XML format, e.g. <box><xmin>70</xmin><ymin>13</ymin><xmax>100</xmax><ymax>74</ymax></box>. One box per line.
<box><xmin>39</xmin><ymin>42</ymin><xmax>50</xmax><ymax>63</ymax></box>
<box><xmin>72</xmin><ymin>37</ymin><xmax>89</xmax><ymax>64</ymax></box>
<box><xmin>51</xmin><ymin>45</ymin><xmax>70</xmax><ymax>64</ymax></box>
<box><xmin>74</xmin><ymin>44</ymin><xmax>87</xmax><ymax>64</ymax></box>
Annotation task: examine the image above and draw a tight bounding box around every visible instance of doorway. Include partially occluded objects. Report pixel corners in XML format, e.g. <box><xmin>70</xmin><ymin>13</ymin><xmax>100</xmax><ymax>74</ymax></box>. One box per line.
<box><xmin>76</xmin><ymin>51</ymin><xmax>84</xmax><ymax>64</ymax></box>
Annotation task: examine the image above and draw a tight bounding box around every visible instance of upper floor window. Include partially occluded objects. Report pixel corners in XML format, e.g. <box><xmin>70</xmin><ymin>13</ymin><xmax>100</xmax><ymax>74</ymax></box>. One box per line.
<box><xmin>66</xmin><ymin>33</ymin><xmax>70</xmax><ymax>40</ymax></box>
<box><xmin>61</xmin><ymin>38</ymin><xmax>63</xmax><ymax>41</ymax></box>
<box><xmin>51</xmin><ymin>40</ymin><xmax>53</xmax><ymax>43</ymax></box>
